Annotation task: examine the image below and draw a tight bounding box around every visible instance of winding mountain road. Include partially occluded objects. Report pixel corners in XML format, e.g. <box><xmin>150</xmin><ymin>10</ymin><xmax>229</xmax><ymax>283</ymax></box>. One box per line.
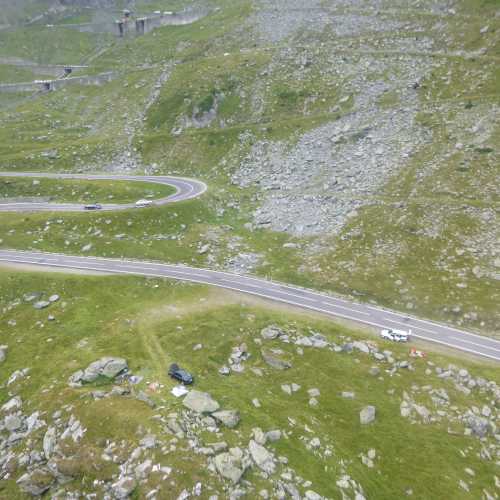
<box><xmin>0</xmin><ymin>172</ymin><xmax>207</xmax><ymax>211</ymax></box>
<box><xmin>0</xmin><ymin>172</ymin><xmax>498</xmax><ymax>362</ymax></box>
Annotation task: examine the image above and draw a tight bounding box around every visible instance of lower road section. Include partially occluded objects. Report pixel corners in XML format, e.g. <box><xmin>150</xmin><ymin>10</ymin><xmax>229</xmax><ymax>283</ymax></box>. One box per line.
<box><xmin>0</xmin><ymin>249</ymin><xmax>498</xmax><ymax>362</ymax></box>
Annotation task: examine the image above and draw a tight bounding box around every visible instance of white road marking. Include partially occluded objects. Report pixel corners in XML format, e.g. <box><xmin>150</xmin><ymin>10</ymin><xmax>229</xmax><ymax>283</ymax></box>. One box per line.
<box><xmin>450</xmin><ymin>337</ymin><xmax>500</xmax><ymax>354</ymax></box>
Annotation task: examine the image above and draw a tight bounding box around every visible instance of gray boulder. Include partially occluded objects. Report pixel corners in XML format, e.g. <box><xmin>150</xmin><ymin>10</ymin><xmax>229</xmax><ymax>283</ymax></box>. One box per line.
<box><xmin>248</xmin><ymin>439</ymin><xmax>275</xmax><ymax>474</ymax></box>
<box><xmin>183</xmin><ymin>391</ymin><xmax>220</xmax><ymax>414</ymax></box>
<box><xmin>33</xmin><ymin>301</ymin><xmax>50</xmax><ymax>310</ymax></box>
<box><xmin>213</xmin><ymin>410</ymin><xmax>240</xmax><ymax>428</ymax></box>
<box><xmin>112</xmin><ymin>476</ymin><xmax>137</xmax><ymax>498</ymax></box>
<box><xmin>467</xmin><ymin>415</ymin><xmax>489</xmax><ymax>437</ymax></box>
<box><xmin>266</xmin><ymin>429</ymin><xmax>282</xmax><ymax>442</ymax></box>
<box><xmin>214</xmin><ymin>452</ymin><xmax>244</xmax><ymax>484</ymax></box>
<box><xmin>352</xmin><ymin>341</ymin><xmax>370</xmax><ymax>353</ymax></box>
<box><xmin>360</xmin><ymin>405</ymin><xmax>376</xmax><ymax>425</ymax></box>
<box><xmin>260</xmin><ymin>325</ymin><xmax>283</xmax><ymax>340</ymax></box>
<box><xmin>0</xmin><ymin>345</ymin><xmax>7</xmax><ymax>363</ymax></box>
<box><xmin>43</xmin><ymin>427</ymin><xmax>57</xmax><ymax>459</ymax></box>
<box><xmin>68</xmin><ymin>357</ymin><xmax>128</xmax><ymax>386</ymax></box>
<box><xmin>4</xmin><ymin>414</ymin><xmax>23</xmax><ymax>432</ymax></box>
<box><xmin>17</xmin><ymin>468</ymin><xmax>54</xmax><ymax>496</ymax></box>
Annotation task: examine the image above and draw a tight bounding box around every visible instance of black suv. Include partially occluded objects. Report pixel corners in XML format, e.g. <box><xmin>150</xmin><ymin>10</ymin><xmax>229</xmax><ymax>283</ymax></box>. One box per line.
<box><xmin>168</xmin><ymin>363</ymin><xmax>194</xmax><ymax>385</ymax></box>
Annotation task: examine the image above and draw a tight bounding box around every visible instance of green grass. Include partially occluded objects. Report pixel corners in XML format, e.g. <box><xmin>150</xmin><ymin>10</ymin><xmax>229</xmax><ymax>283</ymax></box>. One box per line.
<box><xmin>0</xmin><ymin>27</ymin><xmax>112</xmax><ymax>65</ymax></box>
<box><xmin>0</xmin><ymin>176</ymin><xmax>175</xmax><ymax>204</ymax></box>
<box><xmin>0</xmin><ymin>64</ymin><xmax>52</xmax><ymax>84</ymax></box>
<box><xmin>0</xmin><ymin>269</ymin><xmax>498</xmax><ymax>498</ymax></box>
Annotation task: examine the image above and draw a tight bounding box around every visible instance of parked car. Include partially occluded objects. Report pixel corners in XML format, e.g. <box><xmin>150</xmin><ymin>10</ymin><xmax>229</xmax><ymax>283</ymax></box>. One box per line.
<box><xmin>135</xmin><ymin>199</ymin><xmax>153</xmax><ymax>207</ymax></box>
<box><xmin>83</xmin><ymin>203</ymin><xmax>102</xmax><ymax>210</ymax></box>
<box><xmin>380</xmin><ymin>328</ymin><xmax>411</xmax><ymax>342</ymax></box>
<box><xmin>168</xmin><ymin>363</ymin><xmax>194</xmax><ymax>385</ymax></box>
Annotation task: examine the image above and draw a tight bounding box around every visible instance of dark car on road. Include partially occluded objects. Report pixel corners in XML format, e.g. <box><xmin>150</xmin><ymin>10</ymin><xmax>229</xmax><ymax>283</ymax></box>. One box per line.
<box><xmin>168</xmin><ymin>363</ymin><xmax>194</xmax><ymax>385</ymax></box>
<box><xmin>83</xmin><ymin>203</ymin><xmax>102</xmax><ymax>210</ymax></box>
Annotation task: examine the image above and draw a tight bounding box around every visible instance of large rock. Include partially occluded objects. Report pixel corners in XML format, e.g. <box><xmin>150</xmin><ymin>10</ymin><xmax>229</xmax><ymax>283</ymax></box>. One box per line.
<box><xmin>1</xmin><ymin>396</ymin><xmax>22</xmax><ymax>412</ymax></box>
<box><xmin>17</xmin><ymin>468</ymin><xmax>54</xmax><ymax>496</ymax></box>
<box><xmin>261</xmin><ymin>325</ymin><xmax>283</xmax><ymax>340</ymax></box>
<box><xmin>213</xmin><ymin>410</ymin><xmax>240</xmax><ymax>428</ymax></box>
<box><xmin>183</xmin><ymin>391</ymin><xmax>220</xmax><ymax>414</ymax></box>
<box><xmin>467</xmin><ymin>415</ymin><xmax>489</xmax><ymax>437</ymax></box>
<box><xmin>214</xmin><ymin>452</ymin><xmax>244</xmax><ymax>484</ymax></box>
<box><xmin>0</xmin><ymin>345</ymin><xmax>7</xmax><ymax>363</ymax></box>
<box><xmin>4</xmin><ymin>414</ymin><xmax>23</xmax><ymax>432</ymax></box>
<box><xmin>112</xmin><ymin>476</ymin><xmax>137</xmax><ymax>498</ymax></box>
<box><xmin>360</xmin><ymin>405</ymin><xmax>376</xmax><ymax>425</ymax></box>
<box><xmin>261</xmin><ymin>349</ymin><xmax>291</xmax><ymax>370</ymax></box>
<box><xmin>33</xmin><ymin>300</ymin><xmax>50</xmax><ymax>310</ymax></box>
<box><xmin>68</xmin><ymin>357</ymin><xmax>128</xmax><ymax>386</ymax></box>
<box><xmin>43</xmin><ymin>427</ymin><xmax>57</xmax><ymax>459</ymax></box>
<box><xmin>352</xmin><ymin>341</ymin><xmax>370</xmax><ymax>354</ymax></box>
<box><xmin>248</xmin><ymin>439</ymin><xmax>275</xmax><ymax>474</ymax></box>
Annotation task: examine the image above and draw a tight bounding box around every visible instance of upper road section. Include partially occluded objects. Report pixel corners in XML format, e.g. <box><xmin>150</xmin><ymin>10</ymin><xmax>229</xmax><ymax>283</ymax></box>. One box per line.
<box><xmin>0</xmin><ymin>172</ymin><xmax>207</xmax><ymax>212</ymax></box>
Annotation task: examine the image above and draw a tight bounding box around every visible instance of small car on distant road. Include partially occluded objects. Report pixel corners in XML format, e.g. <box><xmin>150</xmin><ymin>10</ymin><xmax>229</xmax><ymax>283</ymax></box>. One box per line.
<box><xmin>168</xmin><ymin>363</ymin><xmax>194</xmax><ymax>385</ymax></box>
<box><xmin>135</xmin><ymin>199</ymin><xmax>153</xmax><ymax>207</ymax></box>
<box><xmin>380</xmin><ymin>328</ymin><xmax>411</xmax><ymax>342</ymax></box>
<box><xmin>83</xmin><ymin>203</ymin><xmax>102</xmax><ymax>210</ymax></box>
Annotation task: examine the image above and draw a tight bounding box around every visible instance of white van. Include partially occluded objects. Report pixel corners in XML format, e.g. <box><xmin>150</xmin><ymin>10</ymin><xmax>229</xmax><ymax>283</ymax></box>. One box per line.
<box><xmin>135</xmin><ymin>199</ymin><xmax>153</xmax><ymax>208</ymax></box>
<box><xmin>380</xmin><ymin>328</ymin><xmax>411</xmax><ymax>342</ymax></box>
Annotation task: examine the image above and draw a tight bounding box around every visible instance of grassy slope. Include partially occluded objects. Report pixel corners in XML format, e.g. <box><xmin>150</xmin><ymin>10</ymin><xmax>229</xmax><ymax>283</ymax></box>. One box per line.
<box><xmin>0</xmin><ymin>269</ymin><xmax>498</xmax><ymax>498</ymax></box>
<box><xmin>0</xmin><ymin>0</ymin><xmax>497</xmax><ymax>338</ymax></box>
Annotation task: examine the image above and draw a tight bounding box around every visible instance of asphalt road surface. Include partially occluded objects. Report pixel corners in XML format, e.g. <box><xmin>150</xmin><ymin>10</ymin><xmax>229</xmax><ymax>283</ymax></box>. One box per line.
<box><xmin>0</xmin><ymin>173</ymin><xmax>498</xmax><ymax>362</ymax></box>
<box><xmin>0</xmin><ymin>172</ymin><xmax>207</xmax><ymax>211</ymax></box>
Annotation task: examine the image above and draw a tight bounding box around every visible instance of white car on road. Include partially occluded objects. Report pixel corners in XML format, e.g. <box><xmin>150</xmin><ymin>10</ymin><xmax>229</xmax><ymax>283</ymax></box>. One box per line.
<box><xmin>380</xmin><ymin>328</ymin><xmax>411</xmax><ymax>342</ymax></box>
<box><xmin>135</xmin><ymin>199</ymin><xmax>153</xmax><ymax>208</ymax></box>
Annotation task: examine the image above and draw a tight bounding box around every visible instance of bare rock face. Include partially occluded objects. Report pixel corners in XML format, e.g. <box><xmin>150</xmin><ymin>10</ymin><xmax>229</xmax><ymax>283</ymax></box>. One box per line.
<box><xmin>68</xmin><ymin>357</ymin><xmax>128</xmax><ymax>386</ymax></box>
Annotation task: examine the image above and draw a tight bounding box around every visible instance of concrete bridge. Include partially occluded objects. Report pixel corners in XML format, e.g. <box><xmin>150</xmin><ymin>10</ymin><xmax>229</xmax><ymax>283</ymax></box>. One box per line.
<box><xmin>0</xmin><ymin>72</ymin><xmax>115</xmax><ymax>94</ymax></box>
<box><xmin>62</xmin><ymin>8</ymin><xmax>209</xmax><ymax>37</ymax></box>
<box><xmin>0</xmin><ymin>57</ymin><xmax>88</xmax><ymax>78</ymax></box>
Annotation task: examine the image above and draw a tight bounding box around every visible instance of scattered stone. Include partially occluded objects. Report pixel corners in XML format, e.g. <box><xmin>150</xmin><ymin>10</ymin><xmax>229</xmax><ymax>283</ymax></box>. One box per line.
<box><xmin>266</xmin><ymin>430</ymin><xmax>281</xmax><ymax>442</ymax></box>
<box><xmin>360</xmin><ymin>405</ymin><xmax>376</xmax><ymax>425</ymax></box>
<box><xmin>219</xmin><ymin>365</ymin><xmax>231</xmax><ymax>376</ymax></box>
<box><xmin>0</xmin><ymin>345</ymin><xmax>8</xmax><ymax>363</ymax></box>
<box><xmin>33</xmin><ymin>300</ymin><xmax>50</xmax><ymax>310</ymax></box>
